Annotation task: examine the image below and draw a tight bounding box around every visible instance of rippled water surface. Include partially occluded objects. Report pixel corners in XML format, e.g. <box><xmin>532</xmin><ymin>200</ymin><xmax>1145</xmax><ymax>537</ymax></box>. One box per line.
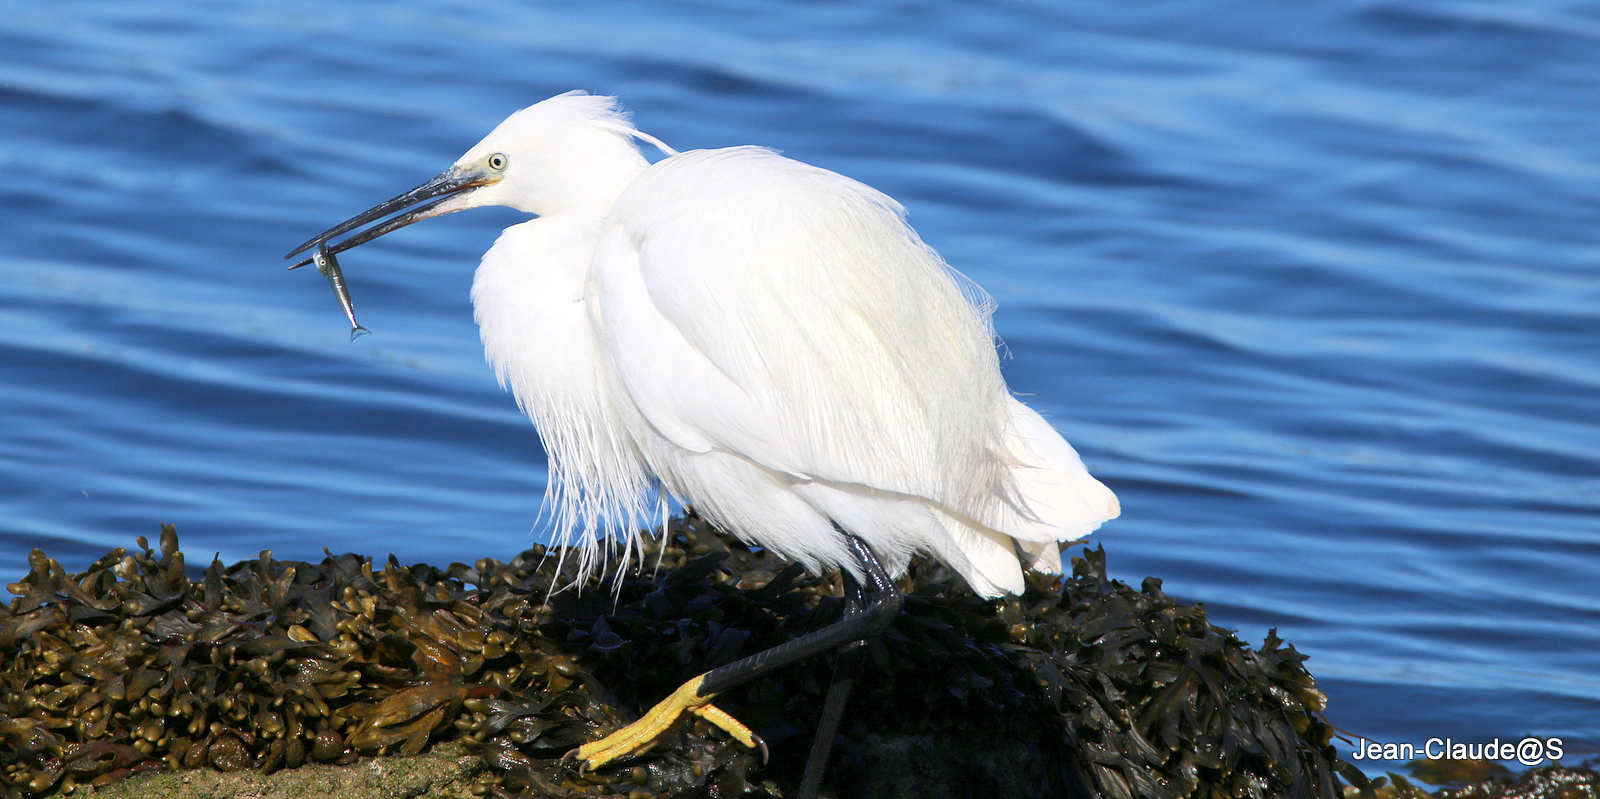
<box><xmin>3</xmin><ymin>0</ymin><xmax>1597</xmax><ymax>764</ymax></box>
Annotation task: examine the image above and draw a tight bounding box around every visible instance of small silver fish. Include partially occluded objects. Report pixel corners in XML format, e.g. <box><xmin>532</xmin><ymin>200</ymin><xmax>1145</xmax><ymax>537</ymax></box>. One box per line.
<box><xmin>313</xmin><ymin>242</ymin><xmax>369</xmax><ymax>340</ymax></box>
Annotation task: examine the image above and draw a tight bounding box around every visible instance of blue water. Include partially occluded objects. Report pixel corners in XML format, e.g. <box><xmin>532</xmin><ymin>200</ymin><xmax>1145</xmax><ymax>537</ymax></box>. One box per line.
<box><xmin>3</xmin><ymin>0</ymin><xmax>1597</xmax><ymax>769</ymax></box>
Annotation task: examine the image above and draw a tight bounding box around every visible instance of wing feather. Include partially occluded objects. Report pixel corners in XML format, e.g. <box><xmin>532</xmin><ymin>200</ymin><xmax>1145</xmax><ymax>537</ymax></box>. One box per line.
<box><xmin>592</xmin><ymin>147</ymin><xmax>1012</xmax><ymax>514</ymax></box>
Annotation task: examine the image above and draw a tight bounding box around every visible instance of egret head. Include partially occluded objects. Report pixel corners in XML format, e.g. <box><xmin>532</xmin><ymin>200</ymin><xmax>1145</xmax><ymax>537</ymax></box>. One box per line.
<box><xmin>285</xmin><ymin>92</ymin><xmax>662</xmax><ymax>263</ymax></box>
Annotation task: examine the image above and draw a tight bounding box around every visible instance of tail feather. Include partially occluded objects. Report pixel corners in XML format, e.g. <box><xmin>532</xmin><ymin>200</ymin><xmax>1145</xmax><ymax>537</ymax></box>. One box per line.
<box><xmin>927</xmin><ymin>399</ymin><xmax>1117</xmax><ymax>597</ymax></box>
<box><xmin>926</xmin><ymin>511</ymin><xmax>1024</xmax><ymax>597</ymax></box>
<box><xmin>988</xmin><ymin>398</ymin><xmax>1119</xmax><ymax>543</ymax></box>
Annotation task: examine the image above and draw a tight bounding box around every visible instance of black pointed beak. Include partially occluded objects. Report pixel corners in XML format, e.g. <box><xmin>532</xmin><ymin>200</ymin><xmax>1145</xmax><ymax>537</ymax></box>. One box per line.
<box><xmin>284</xmin><ymin>165</ymin><xmax>496</xmax><ymax>266</ymax></box>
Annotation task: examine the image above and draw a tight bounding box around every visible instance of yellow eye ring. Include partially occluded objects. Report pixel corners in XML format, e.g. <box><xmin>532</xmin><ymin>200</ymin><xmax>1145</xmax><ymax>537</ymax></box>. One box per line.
<box><xmin>488</xmin><ymin>153</ymin><xmax>508</xmax><ymax>171</ymax></box>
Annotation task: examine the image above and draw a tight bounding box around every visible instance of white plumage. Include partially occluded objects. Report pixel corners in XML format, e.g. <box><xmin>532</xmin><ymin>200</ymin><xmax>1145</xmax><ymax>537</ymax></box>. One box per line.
<box><xmin>452</xmin><ymin>92</ymin><xmax>1117</xmax><ymax>596</ymax></box>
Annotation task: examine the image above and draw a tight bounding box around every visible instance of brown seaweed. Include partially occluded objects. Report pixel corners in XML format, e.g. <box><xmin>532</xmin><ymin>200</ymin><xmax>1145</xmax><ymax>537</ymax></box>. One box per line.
<box><xmin>2</xmin><ymin>515</ymin><xmax>1570</xmax><ymax>799</ymax></box>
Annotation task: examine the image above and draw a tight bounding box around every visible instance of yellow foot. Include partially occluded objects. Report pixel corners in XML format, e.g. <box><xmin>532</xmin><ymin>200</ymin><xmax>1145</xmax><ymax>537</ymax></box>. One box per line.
<box><xmin>568</xmin><ymin>673</ymin><xmax>768</xmax><ymax>770</ymax></box>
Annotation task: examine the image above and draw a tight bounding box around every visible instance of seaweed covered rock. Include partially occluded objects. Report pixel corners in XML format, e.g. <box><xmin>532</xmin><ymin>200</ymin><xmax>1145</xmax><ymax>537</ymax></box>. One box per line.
<box><xmin>2</xmin><ymin>516</ymin><xmax>1351</xmax><ymax>798</ymax></box>
<box><xmin>1008</xmin><ymin>549</ymin><xmax>1341</xmax><ymax>799</ymax></box>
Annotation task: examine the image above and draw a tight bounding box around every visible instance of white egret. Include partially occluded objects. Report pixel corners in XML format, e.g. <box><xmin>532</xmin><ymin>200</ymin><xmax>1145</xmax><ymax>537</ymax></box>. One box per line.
<box><xmin>287</xmin><ymin>91</ymin><xmax>1118</xmax><ymax>795</ymax></box>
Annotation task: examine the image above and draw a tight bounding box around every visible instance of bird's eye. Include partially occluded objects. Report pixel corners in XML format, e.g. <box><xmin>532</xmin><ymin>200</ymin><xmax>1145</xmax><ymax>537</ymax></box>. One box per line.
<box><xmin>488</xmin><ymin>153</ymin><xmax>508</xmax><ymax>171</ymax></box>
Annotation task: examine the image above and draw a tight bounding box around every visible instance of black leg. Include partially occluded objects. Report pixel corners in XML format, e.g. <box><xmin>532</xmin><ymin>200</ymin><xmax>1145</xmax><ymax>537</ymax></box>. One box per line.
<box><xmin>571</xmin><ymin>529</ymin><xmax>903</xmax><ymax>778</ymax></box>
<box><xmin>796</xmin><ymin>561</ymin><xmax>875</xmax><ymax>799</ymax></box>
<box><xmin>795</xmin><ymin>534</ymin><xmax>901</xmax><ymax>799</ymax></box>
<box><xmin>798</xmin><ymin>641</ymin><xmax>864</xmax><ymax>799</ymax></box>
<box><xmin>696</xmin><ymin>532</ymin><xmax>903</xmax><ymax>695</ymax></box>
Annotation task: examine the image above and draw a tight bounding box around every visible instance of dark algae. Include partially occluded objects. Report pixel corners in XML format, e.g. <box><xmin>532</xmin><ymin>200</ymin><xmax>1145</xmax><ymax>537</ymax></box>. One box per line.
<box><xmin>0</xmin><ymin>515</ymin><xmax>1585</xmax><ymax>798</ymax></box>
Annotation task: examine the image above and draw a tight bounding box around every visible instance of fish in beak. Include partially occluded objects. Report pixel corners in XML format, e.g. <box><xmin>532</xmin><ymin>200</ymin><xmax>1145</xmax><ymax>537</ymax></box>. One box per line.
<box><xmin>283</xmin><ymin>160</ymin><xmax>502</xmax><ymax>336</ymax></box>
<box><xmin>312</xmin><ymin>243</ymin><xmax>369</xmax><ymax>341</ymax></box>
